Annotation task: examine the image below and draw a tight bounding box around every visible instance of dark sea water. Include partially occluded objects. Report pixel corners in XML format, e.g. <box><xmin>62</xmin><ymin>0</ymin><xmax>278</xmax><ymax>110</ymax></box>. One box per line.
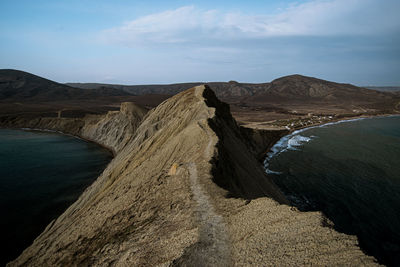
<box><xmin>265</xmin><ymin>116</ymin><xmax>400</xmax><ymax>266</ymax></box>
<box><xmin>0</xmin><ymin>129</ymin><xmax>112</xmax><ymax>266</ymax></box>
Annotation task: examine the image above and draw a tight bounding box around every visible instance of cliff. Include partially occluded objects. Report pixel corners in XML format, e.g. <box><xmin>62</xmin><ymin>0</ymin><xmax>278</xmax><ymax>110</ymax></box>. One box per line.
<box><xmin>0</xmin><ymin>102</ymin><xmax>147</xmax><ymax>154</ymax></box>
<box><xmin>6</xmin><ymin>86</ymin><xmax>378</xmax><ymax>266</ymax></box>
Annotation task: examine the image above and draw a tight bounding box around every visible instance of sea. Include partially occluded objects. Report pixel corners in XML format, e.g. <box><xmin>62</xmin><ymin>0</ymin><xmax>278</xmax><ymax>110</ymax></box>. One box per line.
<box><xmin>0</xmin><ymin>129</ymin><xmax>112</xmax><ymax>266</ymax></box>
<box><xmin>265</xmin><ymin>115</ymin><xmax>400</xmax><ymax>266</ymax></box>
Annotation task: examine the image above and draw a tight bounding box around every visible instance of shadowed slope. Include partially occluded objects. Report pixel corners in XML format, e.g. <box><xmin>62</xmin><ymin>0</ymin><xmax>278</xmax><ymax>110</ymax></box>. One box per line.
<box><xmin>7</xmin><ymin>86</ymin><xmax>378</xmax><ymax>266</ymax></box>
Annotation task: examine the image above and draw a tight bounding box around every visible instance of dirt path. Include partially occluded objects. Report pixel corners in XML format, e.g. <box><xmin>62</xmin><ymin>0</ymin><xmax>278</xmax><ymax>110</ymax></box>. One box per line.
<box><xmin>173</xmin><ymin>128</ymin><xmax>230</xmax><ymax>266</ymax></box>
<box><xmin>173</xmin><ymin>89</ymin><xmax>230</xmax><ymax>265</ymax></box>
<box><xmin>185</xmin><ymin>162</ymin><xmax>230</xmax><ymax>266</ymax></box>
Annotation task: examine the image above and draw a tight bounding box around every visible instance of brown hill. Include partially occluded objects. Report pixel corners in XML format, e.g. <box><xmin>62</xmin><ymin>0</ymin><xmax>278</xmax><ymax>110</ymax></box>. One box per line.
<box><xmin>67</xmin><ymin>81</ymin><xmax>264</xmax><ymax>99</ymax></box>
<box><xmin>250</xmin><ymin>74</ymin><xmax>391</xmax><ymax>101</ymax></box>
<box><xmin>67</xmin><ymin>82</ymin><xmax>203</xmax><ymax>96</ymax></box>
<box><xmin>68</xmin><ymin>75</ymin><xmax>400</xmax><ymax>126</ymax></box>
<box><xmin>366</xmin><ymin>86</ymin><xmax>400</xmax><ymax>92</ymax></box>
<box><xmin>5</xmin><ymin>85</ymin><xmax>377</xmax><ymax>266</ymax></box>
<box><xmin>0</xmin><ymin>70</ymin><xmax>170</xmax><ymax>120</ymax></box>
<box><xmin>0</xmin><ymin>69</ymin><xmax>131</xmax><ymax>102</ymax></box>
<box><xmin>1</xmin><ymin>70</ymin><xmax>398</xmax><ymax>129</ymax></box>
<box><xmin>67</xmin><ymin>74</ymin><xmax>394</xmax><ymax>101</ymax></box>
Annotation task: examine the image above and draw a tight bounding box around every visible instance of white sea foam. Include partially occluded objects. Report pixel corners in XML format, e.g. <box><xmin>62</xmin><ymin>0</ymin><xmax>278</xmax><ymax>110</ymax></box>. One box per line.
<box><xmin>264</xmin><ymin>133</ymin><xmax>314</xmax><ymax>174</ymax></box>
<box><xmin>263</xmin><ymin>117</ymin><xmax>373</xmax><ymax>174</ymax></box>
<box><xmin>265</xmin><ymin>169</ymin><xmax>282</xmax><ymax>175</ymax></box>
<box><xmin>287</xmin><ymin>135</ymin><xmax>312</xmax><ymax>150</ymax></box>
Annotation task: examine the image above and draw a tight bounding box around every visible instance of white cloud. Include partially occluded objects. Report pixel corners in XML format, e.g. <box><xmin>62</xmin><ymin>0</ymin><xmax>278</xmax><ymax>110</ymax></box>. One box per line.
<box><xmin>100</xmin><ymin>0</ymin><xmax>400</xmax><ymax>46</ymax></box>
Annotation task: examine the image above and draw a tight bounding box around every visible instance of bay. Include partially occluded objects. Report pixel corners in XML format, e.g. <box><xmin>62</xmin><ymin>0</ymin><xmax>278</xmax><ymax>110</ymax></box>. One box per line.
<box><xmin>266</xmin><ymin>116</ymin><xmax>400</xmax><ymax>266</ymax></box>
<box><xmin>0</xmin><ymin>129</ymin><xmax>112</xmax><ymax>266</ymax></box>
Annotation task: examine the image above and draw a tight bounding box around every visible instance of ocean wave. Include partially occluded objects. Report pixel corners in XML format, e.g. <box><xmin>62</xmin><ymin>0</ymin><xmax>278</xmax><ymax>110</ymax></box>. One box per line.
<box><xmin>288</xmin><ymin>135</ymin><xmax>312</xmax><ymax>150</ymax></box>
<box><xmin>264</xmin><ymin>115</ymin><xmax>400</xmax><ymax>175</ymax></box>
<box><xmin>265</xmin><ymin>169</ymin><xmax>282</xmax><ymax>175</ymax></box>
<box><xmin>263</xmin><ymin>117</ymin><xmax>371</xmax><ymax>175</ymax></box>
<box><xmin>264</xmin><ymin>133</ymin><xmax>315</xmax><ymax>174</ymax></box>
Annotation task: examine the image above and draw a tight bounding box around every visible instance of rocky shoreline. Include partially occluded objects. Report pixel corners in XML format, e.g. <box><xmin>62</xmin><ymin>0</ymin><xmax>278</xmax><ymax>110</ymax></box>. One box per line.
<box><xmin>2</xmin><ymin>86</ymin><xmax>379</xmax><ymax>266</ymax></box>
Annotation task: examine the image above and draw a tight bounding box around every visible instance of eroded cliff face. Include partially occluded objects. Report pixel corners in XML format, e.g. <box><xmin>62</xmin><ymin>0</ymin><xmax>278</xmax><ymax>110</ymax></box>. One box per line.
<box><xmin>6</xmin><ymin>86</ymin><xmax>378</xmax><ymax>266</ymax></box>
<box><xmin>0</xmin><ymin>102</ymin><xmax>147</xmax><ymax>154</ymax></box>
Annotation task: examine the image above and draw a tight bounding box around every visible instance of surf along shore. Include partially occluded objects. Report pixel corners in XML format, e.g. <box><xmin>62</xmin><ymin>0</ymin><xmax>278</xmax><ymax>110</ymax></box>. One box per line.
<box><xmin>2</xmin><ymin>86</ymin><xmax>381</xmax><ymax>266</ymax></box>
<box><xmin>262</xmin><ymin>114</ymin><xmax>400</xmax><ymax>266</ymax></box>
<box><xmin>263</xmin><ymin>113</ymin><xmax>400</xmax><ymax>173</ymax></box>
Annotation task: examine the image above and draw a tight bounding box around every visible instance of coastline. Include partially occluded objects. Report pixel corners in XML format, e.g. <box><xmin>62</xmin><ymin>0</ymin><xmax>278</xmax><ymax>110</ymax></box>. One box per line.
<box><xmin>3</xmin><ymin>87</ymin><xmax>381</xmax><ymax>266</ymax></box>
<box><xmin>2</xmin><ymin>112</ymin><xmax>398</xmax><ymax>183</ymax></box>
<box><xmin>263</xmin><ymin>113</ymin><xmax>400</xmax><ymax>174</ymax></box>
<box><xmin>2</xmin><ymin>112</ymin><xmax>398</xmax><ymax>185</ymax></box>
<box><xmin>287</xmin><ymin>112</ymin><xmax>400</xmax><ymax>135</ymax></box>
<box><xmin>0</xmin><ymin>126</ymin><xmax>116</xmax><ymax>157</ymax></box>
<box><xmin>0</xmin><ymin>126</ymin><xmax>115</xmax><ymax>266</ymax></box>
<box><xmin>262</xmin><ymin>113</ymin><xmax>400</xmax><ymax>266</ymax></box>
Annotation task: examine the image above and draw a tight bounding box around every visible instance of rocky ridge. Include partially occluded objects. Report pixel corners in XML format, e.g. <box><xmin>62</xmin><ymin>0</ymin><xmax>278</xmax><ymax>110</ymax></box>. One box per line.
<box><xmin>0</xmin><ymin>101</ymin><xmax>147</xmax><ymax>154</ymax></box>
<box><xmin>6</xmin><ymin>85</ymin><xmax>378</xmax><ymax>266</ymax></box>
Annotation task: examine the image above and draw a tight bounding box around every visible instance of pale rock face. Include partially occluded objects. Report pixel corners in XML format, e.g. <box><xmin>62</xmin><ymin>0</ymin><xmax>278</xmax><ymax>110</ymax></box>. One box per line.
<box><xmin>6</xmin><ymin>86</ymin><xmax>378</xmax><ymax>266</ymax></box>
<box><xmin>80</xmin><ymin>102</ymin><xmax>148</xmax><ymax>154</ymax></box>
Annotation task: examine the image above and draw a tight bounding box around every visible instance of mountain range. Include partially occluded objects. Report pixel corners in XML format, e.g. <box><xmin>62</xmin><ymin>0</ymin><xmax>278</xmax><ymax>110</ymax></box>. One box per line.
<box><xmin>1</xmin><ymin>69</ymin><xmax>399</xmax><ymax>124</ymax></box>
<box><xmin>67</xmin><ymin>74</ymin><xmax>396</xmax><ymax>102</ymax></box>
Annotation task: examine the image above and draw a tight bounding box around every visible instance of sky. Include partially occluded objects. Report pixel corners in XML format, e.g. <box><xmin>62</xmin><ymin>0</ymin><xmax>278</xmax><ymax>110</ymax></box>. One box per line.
<box><xmin>0</xmin><ymin>0</ymin><xmax>399</xmax><ymax>86</ymax></box>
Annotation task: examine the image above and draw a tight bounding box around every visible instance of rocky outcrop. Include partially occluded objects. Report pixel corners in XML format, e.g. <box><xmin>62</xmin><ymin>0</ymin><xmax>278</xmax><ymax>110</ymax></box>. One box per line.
<box><xmin>80</xmin><ymin>102</ymin><xmax>147</xmax><ymax>153</ymax></box>
<box><xmin>6</xmin><ymin>85</ymin><xmax>378</xmax><ymax>266</ymax></box>
<box><xmin>0</xmin><ymin>102</ymin><xmax>147</xmax><ymax>154</ymax></box>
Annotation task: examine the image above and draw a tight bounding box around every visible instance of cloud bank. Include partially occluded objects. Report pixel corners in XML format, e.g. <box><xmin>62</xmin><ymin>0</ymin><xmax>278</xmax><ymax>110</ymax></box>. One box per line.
<box><xmin>101</xmin><ymin>0</ymin><xmax>400</xmax><ymax>46</ymax></box>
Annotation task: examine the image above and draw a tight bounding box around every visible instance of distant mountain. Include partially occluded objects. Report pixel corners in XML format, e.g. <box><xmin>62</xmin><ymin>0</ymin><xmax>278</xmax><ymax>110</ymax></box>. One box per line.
<box><xmin>2</xmin><ymin>69</ymin><xmax>397</xmax><ymax>116</ymax></box>
<box><xmin>0</xmin><ymin>69</ymin><xmax>130</xmax><ymax>102</ymax></box>
<box><xmin>246</xmin><ymin>75</ymin><xmax>393</xmax><ymax>102</ymax></box>
<box><xmin>68</xmin><ymin>75</ymin><xmax>393</xmax><ymax>102</ymax></box>
<box><xmin>66</xmin><ymin>82</ymin><xmax>203</xmax><ymax>96</ymax></box>
<box><xmin>365</xmin><ymin>86</ymin><xmax>400</xmax><ymax>92</ymax></box>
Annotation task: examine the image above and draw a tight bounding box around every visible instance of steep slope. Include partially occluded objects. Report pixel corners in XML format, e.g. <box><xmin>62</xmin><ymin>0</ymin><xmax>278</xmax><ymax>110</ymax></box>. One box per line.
<box><xmin>7</xmin><ymin>86</ymin><xmax>377</xmax><ymax>266</ymax></box>
<box><xmin>80</xmin><ymin>102</ymin><xmax>148</xmax><ymax>153</ymax></box>
<box><xmin>0</xmin><ymin>102</ymin><xmax>147</xmax><ymax>154</ymax></box>
<box><xmin>0</xmin><ymin>69</ymin><xmax>130</xmax><ymax>102</ymax></box>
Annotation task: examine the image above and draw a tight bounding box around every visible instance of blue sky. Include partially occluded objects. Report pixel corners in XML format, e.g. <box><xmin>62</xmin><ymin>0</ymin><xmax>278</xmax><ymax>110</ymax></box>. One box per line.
<box><xmin>0</xmin><ymin>0</ymin><xmax>399</xmax><ymax>85</ymax></box>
